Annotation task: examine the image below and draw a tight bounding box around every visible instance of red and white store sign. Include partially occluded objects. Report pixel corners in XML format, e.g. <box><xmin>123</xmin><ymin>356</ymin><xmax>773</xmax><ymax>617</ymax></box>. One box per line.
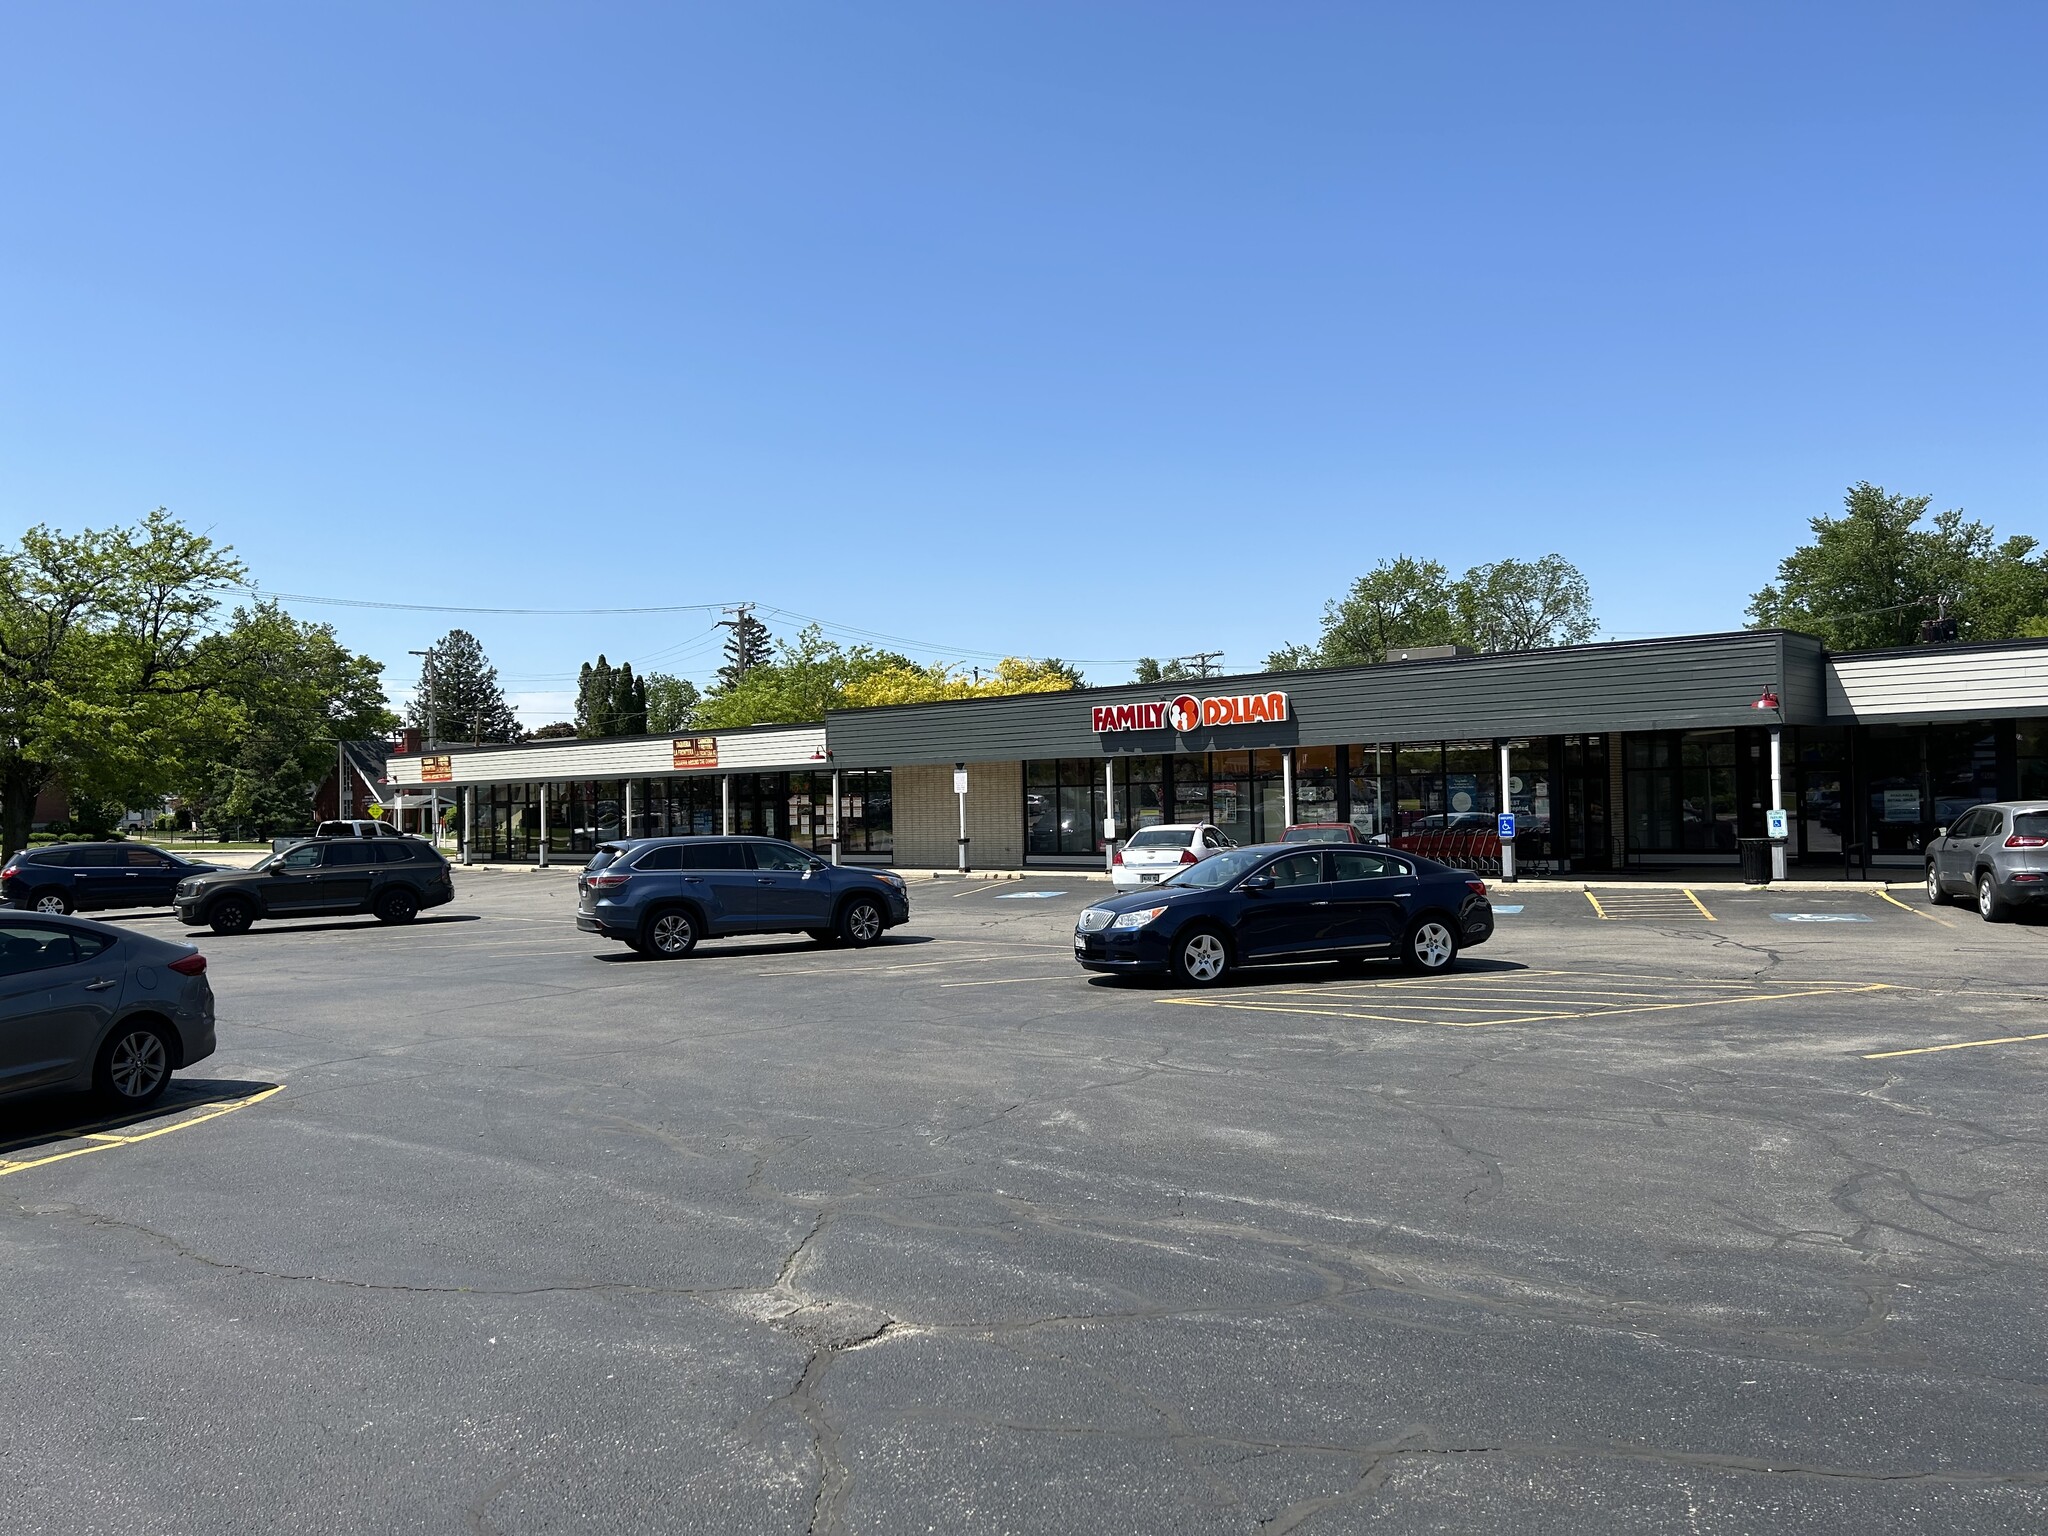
<box><xmin>1091</xmin><ymin>690</ymin><xmax>1290</xmax><ymax>734</ymax></box>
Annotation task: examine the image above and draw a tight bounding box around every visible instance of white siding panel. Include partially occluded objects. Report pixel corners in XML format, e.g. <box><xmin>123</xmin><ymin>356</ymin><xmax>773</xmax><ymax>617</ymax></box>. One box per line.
<box><xmin>386</xmin><ymin>726</ymin><xmax>828</xmax><ymax>786</ymax></box>
<box><xmin>1828</xmin><ymin>648</ymin><xmax>2048</xmax><ymax>719</ymax></box>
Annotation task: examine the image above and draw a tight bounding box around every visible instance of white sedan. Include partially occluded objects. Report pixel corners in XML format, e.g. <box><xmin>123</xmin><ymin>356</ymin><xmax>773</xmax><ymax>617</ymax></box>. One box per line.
<box><xmin>1111</xmin><ymin>823</ymin><xmax>1236</xmax><ymax>890</ymax></box>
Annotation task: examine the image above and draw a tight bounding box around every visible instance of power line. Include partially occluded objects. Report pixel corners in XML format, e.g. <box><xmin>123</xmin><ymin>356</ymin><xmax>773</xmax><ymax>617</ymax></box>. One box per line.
<box><xmin>238</xmin><ymin>586</ymin><xmax>744</xmax><ymax>617</ymax></box>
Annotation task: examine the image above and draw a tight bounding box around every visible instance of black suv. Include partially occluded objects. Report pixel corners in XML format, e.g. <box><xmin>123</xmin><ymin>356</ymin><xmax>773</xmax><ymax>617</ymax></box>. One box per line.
<box><xmin>173</xmin><ymin>837</ymin><xmax>456</xmax><ymax>934</ymax></box>
<box><xmin>3</xmin><ymin>842</ymin><xmax>224</xmax><ymax>915</ymax></box>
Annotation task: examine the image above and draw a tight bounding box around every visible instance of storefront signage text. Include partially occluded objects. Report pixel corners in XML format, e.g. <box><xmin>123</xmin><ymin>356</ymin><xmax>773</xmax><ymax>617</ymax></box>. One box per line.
<box><xmin>420</xmin><ymin>754</ymin><xmax>453</xmax><ymax>783</ymax></box>
<box><xmin>1092</xmin><ymin>691</ymin><xmax>1290</xmax><ymax>734</ymax></box>
<box><xmin>671</xmin><ymin>735</ymin><xmax>719</xmax><ymax>770</ymax></box>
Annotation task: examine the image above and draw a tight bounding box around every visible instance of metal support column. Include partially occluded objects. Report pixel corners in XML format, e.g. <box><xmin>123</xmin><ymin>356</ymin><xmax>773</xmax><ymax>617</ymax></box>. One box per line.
<box><xmin>1498</xmin><ymin>739</ymin><xmax>1517</xmax><ymax>883</ymax></box>
<box><xmin>461</xmin><ymin>785</ymin><xmax>474</xmax><ymax>865</ymax></box>
<box><xmin>1281</xmin><ymin>748</ymin><xmax>1295</xmax><ymax>830</ymax></box>
<box><xmin>624</xmin><ymin>780</ymin><xmax>634</xmax><ymax>840</ymax></box>
<box><xmin>1103</xmin><ymin>759</ymin><xmax>1118</xmax><ymax>872</ymax></box>
<box><xmin>1769</xmin><ymin>725</ymin><xmax>1787</xmax><ymax>880</ymax></box>
<box><xmin>721</xmin><ymin>774</ymin><xmax>731</xmax><ymax>835</ymax></box>
<box><xmin>829</xmin><ymin>769</ymin><xmax>843</xmax><ymax>865</ymax></box>
<box><xmin>430</xmin><ymin>789</ymin><xmax>440</xmax><ymax>850</ymax></box>
<box><xmin>955</xmin><ymin>763</ymin><xmax>970</xmax><ymax>873</ymax></box>
<box><xmin>537</xmin><ymin>783</ymin><xmax>550</xmax><ymax>868</ymax></box>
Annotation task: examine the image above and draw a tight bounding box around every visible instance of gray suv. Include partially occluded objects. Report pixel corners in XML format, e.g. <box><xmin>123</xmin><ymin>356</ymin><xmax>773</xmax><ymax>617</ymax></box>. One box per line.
<box><xmin>576</xmin><ymin>836</ymin><xmax>911</xmax><ymax>957</ymax></box>
<box><xmin>1925</xmin><ymin>802</ymin><xmax>2048</xmax><ymax>921</ymax></box>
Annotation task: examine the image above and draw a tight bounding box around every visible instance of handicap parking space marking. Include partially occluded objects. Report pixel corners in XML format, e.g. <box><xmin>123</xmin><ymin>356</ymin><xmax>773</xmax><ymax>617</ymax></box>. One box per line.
<box><xmin>1490</xmin><ymin>905</ymin><xmax>1524</xmax><ymax>914</ymax></box>
<box><xmin>0</xmin><ymin>1084</ymin><xmax>284</xmax><ymax>1179</ymax></box>
<box><xmin>1771</xmin><ymin>912</ymin><xmax>1875</xmax><ymax>923</ymax></box>
<box><xmin>1583</xmin><ymin>889</ymin><xmax>1716</xmax><ymax>921</ymax></box>
<box><xmin>994</xmin><ymin>890</ymin><xmax>1067</xmax><ymax>900</ymax></box>
<box><xmin>1158</xmin><ymin>970</ymin><xmax>1890</xmax><ymax>1031</ymax></box>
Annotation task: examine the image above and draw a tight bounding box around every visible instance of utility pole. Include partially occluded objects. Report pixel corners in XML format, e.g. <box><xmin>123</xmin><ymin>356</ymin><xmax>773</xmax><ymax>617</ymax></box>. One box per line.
<box><xmin>1170</xmin><ymin>651</ymin><xmax>1225</xmax><ymax>679</ymax></box>
<box><xmin>410</xmin><ymin>647</ymin><xmax>437</xmax><ymax>844</ymax></box>
<box><xmin>717</xmin><ymin>604</ymin><xmax>760</xmax><ymax>681</ymax></box>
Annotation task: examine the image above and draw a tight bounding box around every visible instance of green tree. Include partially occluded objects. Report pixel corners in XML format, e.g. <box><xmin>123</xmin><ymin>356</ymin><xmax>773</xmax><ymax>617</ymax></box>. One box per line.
<box><xmin>1456</xmin><ymin>555</ymin><xmax>1600</xmax><ymax>653</ymax></box>
<box><xmin>530</xmin><ymin>721</ymin><xmax>578</xmax><ymax>739</ymax></box>
<box><xmin>1748</xmin><ymin>483</ymin><xmax>2048</xmax><ymax>649</ymax></box>
<box><xmin>1268</xmin><ymin>553</ymin><xmax>1598</xmax><ymax>668</ymax></box>
<box><xmin>410</xmin><ymin>629</ymin><xmax>522</xmax><ymax>743</ymax></box>
<box><xmin>181</xmin><ymin>602</ymin><xmax>396</xmax><ymax>837</ymax></box>
<box><xmin>1133</xmin><ymin>656</ymin><xmax>1209</xmax><ymax>683</ymax></box>
<box><xmin>839</xmin><ymin>655</ymin><xmax>1082</xmax><ymax>708</ymax></box>
<box><xmin>575</xmin><ymin>655</ymin><xmax>650</xmax><ymax>737</ymax></box>
<box><xmin>0</xmin><ymin>510</ymin><xmax>246</xmax><ymax>855</ymax></box>
<box><xmin>645</xmin><ymin>672</ymin><xmax>700</xmax><ymax>732</ymax></box>
<box><xmin>695</xmin><ymin>625</ymin><xmax>913</xmax><ymax>727</ymax></box>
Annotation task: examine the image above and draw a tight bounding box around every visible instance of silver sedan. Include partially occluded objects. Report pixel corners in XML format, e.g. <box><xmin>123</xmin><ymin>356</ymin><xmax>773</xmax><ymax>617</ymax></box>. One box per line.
<box><xmin>0</xmin><ymin>913</ymin><xmax>217</xmax><ymax>1109</ymax></box>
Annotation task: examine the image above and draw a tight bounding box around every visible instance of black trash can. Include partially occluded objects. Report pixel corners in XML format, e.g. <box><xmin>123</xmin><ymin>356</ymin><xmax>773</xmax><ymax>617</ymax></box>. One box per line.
<box><xmin>1737</xmin><ymin>837</ymin><xmax>1773</xmax><ymax>885</ymax></box>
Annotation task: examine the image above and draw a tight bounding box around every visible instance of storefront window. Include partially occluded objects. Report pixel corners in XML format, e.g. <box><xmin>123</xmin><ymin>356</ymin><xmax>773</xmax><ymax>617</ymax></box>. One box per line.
<box><xmin>1294</xmin><ymin>746</ymin><xmax>1339</xmax><ymax>827</ymax></box>
<box><xmin>1505</xmin><ymin>739</ymin><xmax>1551</xmax><ymax>856</ymax></box>
<box><xmin>1347</xmin><ymin>743</ymin><xmax>1391</xmax><ymax>838</ymax></box>
<box><xmin>1795</xmin><ymin>727</ymin><xmax>1848</xmax><ymax>857</ymax></box>
<box><xmin>2021</xmin><ymin>720</ymin><xmax>2048</xmax><ymax>800</ymax></box>
<box><xmin>1395</xmin><ymin>743</ymin><xmax>1444</xmax><ymax>838</ymax></box>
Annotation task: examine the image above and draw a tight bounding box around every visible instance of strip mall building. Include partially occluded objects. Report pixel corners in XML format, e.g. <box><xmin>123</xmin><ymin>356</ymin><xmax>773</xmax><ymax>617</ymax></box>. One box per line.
<box><xmin>384</xmin><ymin>630</ymin><xmax>2048</xmax><ymax>876</ymax></box>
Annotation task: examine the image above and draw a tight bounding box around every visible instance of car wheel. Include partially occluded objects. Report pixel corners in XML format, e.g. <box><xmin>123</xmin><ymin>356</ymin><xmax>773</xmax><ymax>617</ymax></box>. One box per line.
<box><xmin>373</xmin><ymin>888</ymin><xmax>420</xmax><ymax>924</ymax></box>
<box><xmin>208</xmin><ymin>897</ymin><xmax>254</xmax><ymax>936</ymax></box>
<box><xmin>644</xmin><ymin>908</ymin><xmax>697</xmax><ymax>958</ymax></box>
<box><xmin>1401</xmin><ymin>917</ymin><xmax>1459</xmax><ymax>974</ymax></box>
<box><xmin>1977</xmin><ymin>872</ymin><xmax>2011</xmax><ymax>923</ymax></box>
<box><xmin>95</xmin><ymin>1021</ymin><xmax>174</xmax><ymax>1108</ymax></box>
<box><xmin>30</xmin><ymin>889</ymin><xmax>71</xmax><ymax>915</ymax></box>
<box><xmin>839</xmin><ymin>897</ymin><xmax>885</xmax><ymax>948</ymax></box>
<box><xmin>1925</xmin><ymin>862</ymin><xmax>1950</xmax><ymax>905</ymax></box>
<box><xmin>1171</xmin><ymin>927</ymin><xmax>1230</xmax><ymax>987</ymax></box>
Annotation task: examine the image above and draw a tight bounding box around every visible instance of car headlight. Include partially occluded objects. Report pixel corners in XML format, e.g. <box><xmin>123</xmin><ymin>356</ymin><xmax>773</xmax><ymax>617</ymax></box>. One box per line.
<box><xmin>874</xmin><ymin>873</ymin><xmax>906</xmax><ymax>891</ymax></box>
<box><xmin>1076</xmin><ymin>907</ymin><xmax>1115</xmax><ymax>933</ymax></box>
<box><xmin>1111</xmin><ymin>905</ymin><xmax>1169</xmax><ymax>930</ymax></box>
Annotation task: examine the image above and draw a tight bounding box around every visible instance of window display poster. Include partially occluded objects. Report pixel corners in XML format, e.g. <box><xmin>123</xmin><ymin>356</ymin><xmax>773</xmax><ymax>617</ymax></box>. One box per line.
<box><xmin>1882</xmin><ymin>788</ymin><xmax>1921</xmax><ymax>823</ymax></box>
<box><xmin>1447</xmin><ymin>774</ymin><xmax>1479</xmax><ymax>813</ymax></box>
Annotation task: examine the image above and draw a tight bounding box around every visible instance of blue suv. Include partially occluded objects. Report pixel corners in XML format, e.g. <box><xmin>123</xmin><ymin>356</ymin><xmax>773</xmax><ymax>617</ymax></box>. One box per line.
<box><xmin>575</xmin><ymin>836</ymin><xmax>911</xmax><ymax>957</ymax></box>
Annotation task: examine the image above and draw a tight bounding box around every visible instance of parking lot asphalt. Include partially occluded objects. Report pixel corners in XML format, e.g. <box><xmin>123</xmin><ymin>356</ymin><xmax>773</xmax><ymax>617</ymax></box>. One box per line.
<box><xmin>5</xmin><ymin>872</ymin><xmax>2047</xmax><ymax>1534</ymax></box>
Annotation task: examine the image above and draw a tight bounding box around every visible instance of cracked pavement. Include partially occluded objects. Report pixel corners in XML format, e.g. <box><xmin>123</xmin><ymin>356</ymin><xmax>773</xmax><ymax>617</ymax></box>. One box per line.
<box><xmin>3</xmin><ymin>872</ymin><xmax>2046</xmax><ymax>1533</ymax></box>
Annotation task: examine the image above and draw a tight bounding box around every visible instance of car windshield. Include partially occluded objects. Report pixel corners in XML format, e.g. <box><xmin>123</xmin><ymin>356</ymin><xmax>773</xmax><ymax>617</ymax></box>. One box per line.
<box><xmin>1126</xmin><ymin>828</ymin><xmax>1193</xmax><ymax>849</ymax></box>
<box><xmin>1164</xmin><ymin>847</ymin><xmax>1270</xmax><ymax>889</ymax></box>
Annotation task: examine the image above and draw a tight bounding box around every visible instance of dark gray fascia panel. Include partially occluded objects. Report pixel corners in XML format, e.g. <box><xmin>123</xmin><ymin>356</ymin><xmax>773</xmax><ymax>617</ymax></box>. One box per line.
<box><xmin>824</xmin><ymin>631</ymin><xmax>1829</xmax><ymax>766</ymax></box>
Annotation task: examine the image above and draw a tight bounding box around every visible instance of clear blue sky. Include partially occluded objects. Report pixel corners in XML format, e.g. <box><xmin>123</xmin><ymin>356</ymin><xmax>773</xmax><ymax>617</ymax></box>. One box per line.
<box><xmin>4</xmin><ymin>3</ymin><xmax>2042</xmax><ymax>723</ymax></box>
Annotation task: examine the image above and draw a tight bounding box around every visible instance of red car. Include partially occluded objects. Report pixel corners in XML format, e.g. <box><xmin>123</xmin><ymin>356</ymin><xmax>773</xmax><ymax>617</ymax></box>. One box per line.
<box><xmin>1280</xmin><ymin>823</ymin><xmax>1366</xmax><ymax>844</ymax></box>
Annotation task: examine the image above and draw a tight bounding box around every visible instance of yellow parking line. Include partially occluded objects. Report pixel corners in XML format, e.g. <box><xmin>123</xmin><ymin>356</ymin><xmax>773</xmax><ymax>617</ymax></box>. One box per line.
<box><xmin>1863</xmin><ymin>1031</ymin><xmax>2048</xmax><ymax>1060</ymax></box>
<box><xmin>1584</xmin><ymin>891</ymin><xmax>1608</xmax><ymax>919</ymax></box>
<box><xmin>0</xmin><ymin>1085</ymin><xmax>283</xmax><ymax>1178</ymax></box>
<box><xmin>1876</xmin><ymin>888</ymin><xmax>1954</xmax><ymax>928</ymax></box>
<box><xmin>1160</xmin><ymin>983</ymin><xmax>1893</xmax><ymax>1030</ymax></box>
<box><xmin>1683</xmin><ymin>889</ymin><xmax>1716</xmax><ymax>920</ymax></box>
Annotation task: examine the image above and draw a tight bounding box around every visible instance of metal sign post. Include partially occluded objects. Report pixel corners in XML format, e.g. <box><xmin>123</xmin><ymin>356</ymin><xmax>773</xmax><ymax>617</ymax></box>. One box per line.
<box><xmin>954</xmin><ymin>764</ymin><xmax>971</xmax><ymax>873</ymax></box>
<box><xmin>1497</xmin><ymin>811</ymin><xmax>1518</xmax><ymax>883</ymax></box>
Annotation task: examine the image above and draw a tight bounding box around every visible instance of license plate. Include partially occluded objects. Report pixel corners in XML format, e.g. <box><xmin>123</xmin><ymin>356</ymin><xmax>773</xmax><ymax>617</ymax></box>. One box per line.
<box><xmin>1139</xmin><ymin>873</ymin><xmax>1158</xmax><ymax>883</ymax></box>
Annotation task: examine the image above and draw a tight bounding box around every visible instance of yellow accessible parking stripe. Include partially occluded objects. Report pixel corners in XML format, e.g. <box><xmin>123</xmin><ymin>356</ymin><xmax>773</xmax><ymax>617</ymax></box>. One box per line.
<box><xmin>0</xmin><ymin>1084</ymin><xmax>283</xmax><ymax>1179</ymax></box>
<box><xmin>1875</xmin><ymin>887</ymin><xmax>1954</xmax><ymax>928</ymax></box>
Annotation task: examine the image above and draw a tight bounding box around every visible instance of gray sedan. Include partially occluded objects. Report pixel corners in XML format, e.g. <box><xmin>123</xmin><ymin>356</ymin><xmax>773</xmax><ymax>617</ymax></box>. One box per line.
<box><xmin>0</xmin><ymin>914</ymin><xmax>216</xmax><ymax>1109</ymax></box>
<box><xmin>1925</xmin><ymin>801</ymin><xmax>2048</xmax><ymax>920</ymax></box>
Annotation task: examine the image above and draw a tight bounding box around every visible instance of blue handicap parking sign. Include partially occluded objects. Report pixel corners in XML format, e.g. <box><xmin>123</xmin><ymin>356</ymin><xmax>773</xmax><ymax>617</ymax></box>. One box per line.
<box><xmin>1496</xmin><ymin>813</ymin><xmax>1516</xmax><ymax>841</ymax></box>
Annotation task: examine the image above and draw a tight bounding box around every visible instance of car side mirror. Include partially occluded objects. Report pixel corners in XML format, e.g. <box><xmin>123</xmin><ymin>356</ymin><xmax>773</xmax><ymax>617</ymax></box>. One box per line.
<box><xmin>1240</xmin><ymin>875</ymin><xmax>1274</xmax><ymax>894</ymax></box>
<box><xmin>1934</xmin><ymin>826</ymin><xmax>1947</xmax><ymax>838</ymax></box>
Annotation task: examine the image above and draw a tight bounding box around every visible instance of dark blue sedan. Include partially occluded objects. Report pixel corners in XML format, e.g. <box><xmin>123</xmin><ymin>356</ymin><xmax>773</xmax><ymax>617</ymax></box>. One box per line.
<box><xmin>1073</xmin><ymin>843</ymin><xmax>1492</xmax><ymax>985</ymax></box>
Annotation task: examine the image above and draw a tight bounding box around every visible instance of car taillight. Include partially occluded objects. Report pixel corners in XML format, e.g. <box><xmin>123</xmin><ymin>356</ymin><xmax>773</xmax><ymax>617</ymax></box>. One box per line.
<box><xmin>1466</xmin><ymin>880</ymin><xmax>1488</xmax><ymax>896</ymax></box>
<box><xmin>1111</xmin><ymin>849</ymin><xmax>1122</xmax><ymax>866</ymax></box>
<box><xmin>168</xmin><ymin>952</ymin><xmax>207</xmax><ymax>976</ymax></box>
<box><xmin>2006</xmin><ymin>834</ymin><xmax>2048</xmax><ymax>848</ymax></box>
<box><xmin>585</xmin><ymin>873</ymin><xmax>631</xmax><ymax>889</ymax></box>
<box><xmin>1179</xmin><ymin>850</ymin><xmax>1198</xmax><ymax>864</ymax></box>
